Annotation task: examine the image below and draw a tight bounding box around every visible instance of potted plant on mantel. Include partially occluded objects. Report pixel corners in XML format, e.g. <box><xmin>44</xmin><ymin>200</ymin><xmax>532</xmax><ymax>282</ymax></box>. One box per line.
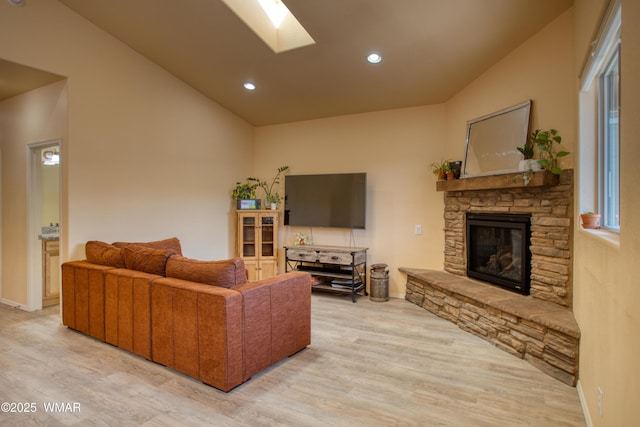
<box><xmin>532</xmin><ymin>128</ymin><xmax>570</xmax><ymax>175</ymax></box>
<box><xmin>249</xmin><ymin>165</ymin><xmax>289</xmax><ymax>210</ymax></box>
<box><xmin>513</xmin><ymin>128</ymin><xmax>570</xmax><ymax>185</ymax></box>
<box><xmin>430</xmin><ymin>160</ymin><xmax>451</xmax><ymax>181</ymax></box>
<box><xmin>516</xmin><ymin>137</ymin><xmax>539</xmax><ymax>172</ymax></box>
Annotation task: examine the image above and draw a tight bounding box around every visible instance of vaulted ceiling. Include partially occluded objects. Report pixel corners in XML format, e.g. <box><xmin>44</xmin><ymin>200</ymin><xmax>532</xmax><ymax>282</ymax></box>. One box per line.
<box><xmin>3</xmin><ymin>0</ymin><xmax>572</xmax><ymax>126</ymax></box>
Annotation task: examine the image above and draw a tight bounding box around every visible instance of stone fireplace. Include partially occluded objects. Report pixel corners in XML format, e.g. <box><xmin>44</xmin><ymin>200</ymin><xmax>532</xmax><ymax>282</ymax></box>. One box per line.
<box><xmin>401</xmin><ymin>170</ymin><xmax>580</xmax><ymax>386</ymax></box>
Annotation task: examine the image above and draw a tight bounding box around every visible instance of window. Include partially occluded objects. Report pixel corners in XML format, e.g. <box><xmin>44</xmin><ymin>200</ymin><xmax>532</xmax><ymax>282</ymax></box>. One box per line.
<box><xmin>580</xmin><ymin>0</ymin><xmax>621</xmax><ymax>232</ymax></box>
<box><xmin>600</xmin><ymin>46</ymin><xmax>620</xmax><ymax>229</ymax></box>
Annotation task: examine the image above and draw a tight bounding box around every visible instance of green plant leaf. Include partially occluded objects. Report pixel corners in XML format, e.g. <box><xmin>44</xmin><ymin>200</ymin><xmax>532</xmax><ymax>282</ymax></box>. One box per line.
<box><xmin>556</xmin><ymin>151</ymin><xmax>570</xmax><ymax>157</ymax></box>
<box><xmin>551</xmin><ymin>166</ymin><xmax>563</xmax><ymax>175</ymax></box>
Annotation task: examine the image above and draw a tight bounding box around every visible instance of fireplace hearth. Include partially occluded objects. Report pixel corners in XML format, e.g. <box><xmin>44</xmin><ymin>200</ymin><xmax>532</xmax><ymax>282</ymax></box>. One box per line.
<box><xmin>466</xmin><ymin>213</ymin><xmax>531</xmax><ymax>294</ymax></box>
<box><xmin>402</xmin><ymin>170</ymin><xmax>578</xmax><ymax>385</ymax></box>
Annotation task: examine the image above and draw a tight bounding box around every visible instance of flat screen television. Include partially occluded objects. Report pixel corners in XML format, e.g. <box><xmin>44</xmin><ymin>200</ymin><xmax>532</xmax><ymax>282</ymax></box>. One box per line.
<box><xmin>284</xmin><ymin>173</ymin><xmax>366</xmax><ymax>229</ymax></box>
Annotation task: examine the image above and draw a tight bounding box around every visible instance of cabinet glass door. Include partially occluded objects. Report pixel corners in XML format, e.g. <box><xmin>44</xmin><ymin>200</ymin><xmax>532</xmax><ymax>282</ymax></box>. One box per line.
<box><xmin>242</xmin><ymin>216</ymin><xmax>256</xmax><ymax>257</ymax></box>
<box><xmin>261</xmin><ymin>214</ymin><xmax>275</xmax><ymax>257</ymax></box>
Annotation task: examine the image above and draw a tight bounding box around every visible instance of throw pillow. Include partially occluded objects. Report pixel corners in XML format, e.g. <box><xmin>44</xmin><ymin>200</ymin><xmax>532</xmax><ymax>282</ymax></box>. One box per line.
<box><xmin>165</xmin><ymin>256</ymin><xmax>248</xmax><ymax>288</ymax></box>
<box><xmin>112</xmin><ymin>237</ymin><xmax>182</xmax><ymax>255</ymax></box>
<box><xmin>121</xmin><ymin>244</ymin><xmax>176</xmax><ymax>276</ymax></box>
<box><xmin>85</xmin><ymin>241</ymin><xmax>125</xmax><ymax>268</ymax></box>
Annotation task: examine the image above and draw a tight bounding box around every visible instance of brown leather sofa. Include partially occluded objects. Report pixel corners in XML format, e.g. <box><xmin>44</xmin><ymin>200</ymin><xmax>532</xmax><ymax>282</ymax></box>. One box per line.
<box><xmin>62</xmin><ymin>238</ymin><xmax>311</xmax><ymax>392</ymax></box>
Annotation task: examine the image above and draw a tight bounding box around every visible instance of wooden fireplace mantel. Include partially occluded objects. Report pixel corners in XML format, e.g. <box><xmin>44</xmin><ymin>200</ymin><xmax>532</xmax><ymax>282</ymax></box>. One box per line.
<box><xmin>436</xmin><ymin>170</ymin><xmax>559</xmax><ymax>192</ymax></box>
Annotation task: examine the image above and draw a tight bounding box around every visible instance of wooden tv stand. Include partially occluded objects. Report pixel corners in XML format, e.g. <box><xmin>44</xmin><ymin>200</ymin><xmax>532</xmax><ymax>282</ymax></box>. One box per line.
<box><xmin>284</xmin><ymin>245</ymin><xmax>368</xmax><ymax>303</ymax></box>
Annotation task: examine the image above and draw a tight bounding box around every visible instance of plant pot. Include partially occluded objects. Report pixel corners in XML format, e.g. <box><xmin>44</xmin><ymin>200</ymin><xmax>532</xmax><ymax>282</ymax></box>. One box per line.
<box><xmin>580</xmin><ymin>214</ymin><xmax>601</xmax><ymax>229</ymax></box>
<box><xmin>518</xmin><ymin>159</ymin><xmax>542</xmax><ymax>172</ymax></box>
<box><xmin>446</xmin><ymin>172</ymin><xmax>456</xmax><ymax>180</ymax></box>
<box><xmin>437</xmin><ymin>170</ymin><xmax>446</xmax><ymax>181</ymax></box>
<box><xmin>270</xmin><ymin>202</ymin><xmax>277</xmax><ymax>210</ymax></box>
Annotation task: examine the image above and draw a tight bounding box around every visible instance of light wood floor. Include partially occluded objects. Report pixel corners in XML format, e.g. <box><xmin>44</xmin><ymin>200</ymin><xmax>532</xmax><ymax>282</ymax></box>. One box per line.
<box><xmin>0</xmin><ymin>293</ymin><xmax>585</xmax><ymax>426</ymax></box>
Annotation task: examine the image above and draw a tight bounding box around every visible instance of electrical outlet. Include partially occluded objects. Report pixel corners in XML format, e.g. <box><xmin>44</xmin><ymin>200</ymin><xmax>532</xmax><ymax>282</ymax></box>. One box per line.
<box><xmin>415</xmin><ymin>224</ymin><xmax>422</xmax><ymax>235</ymax></box>
<box><xmin>597</xmin><ymin>387</ymin><xmax>603</xmax><ymax>416</ymax></box>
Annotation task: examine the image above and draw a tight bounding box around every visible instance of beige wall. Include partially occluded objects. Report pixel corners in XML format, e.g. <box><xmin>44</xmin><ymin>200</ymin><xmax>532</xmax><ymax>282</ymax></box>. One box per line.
<box><xmin>254</xmin><ymin>105</ymin><xmax>447</xmax><ymax>297</ymax></box>
<box><xmin>254</xmin><ymin>9</ymin><xmax>576</xmax><ymax>298</ymax></box>
<box><xmin>446</xmin><ymin>9</ymin><xmax>575</xmax><ymax>169</ymax></box>
<box><xmin>573</xmin><ymin>0</ymin><xmax>640</xmax><ymax>425</ymax></box>
<box><xmin>0</xmin><ymin>0</ymin><xmax>254</xmax><ymax>306</ymax></box>
<box><xmin>0</xmin><ymin>81</ymin><xmax>67</xmax><ymax>306</ymax></box>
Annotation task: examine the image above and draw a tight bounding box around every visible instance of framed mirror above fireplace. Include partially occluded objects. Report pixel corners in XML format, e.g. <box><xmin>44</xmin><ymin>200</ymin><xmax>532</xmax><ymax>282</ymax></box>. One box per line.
<box><xmin>466</xmin><ymin>213</ymin><xmax>531</xmax><ymax>295</ymax></box>
<box><xmin>463</xmin><ymin>100</ymin><xmax>532</xmax><ymax>177</ymax></box>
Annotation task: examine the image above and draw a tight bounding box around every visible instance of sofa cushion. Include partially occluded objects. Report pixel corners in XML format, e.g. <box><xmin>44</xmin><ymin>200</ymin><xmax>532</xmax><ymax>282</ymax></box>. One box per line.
<box><xmin>85</xmin><ymin>241</ymin><xmax>126</xmax><ymax>268</ymax></box>
<box><xmin>112</xmin><ymin>237</ymin><xmax>182</xmax><ymax>255</ymax></box>
<box><xmin>122</xmin><ymin>244</ymin><xmax>176</xmax><ymax>276</ymax></box>
<box><xmin>165</xmin><ymin>256</ymin><xmax>248</xmax><ymax>288</ymax></box>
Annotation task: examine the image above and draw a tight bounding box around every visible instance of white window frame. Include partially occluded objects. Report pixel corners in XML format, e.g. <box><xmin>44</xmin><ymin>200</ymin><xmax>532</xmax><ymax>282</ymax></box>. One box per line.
<box><xmin>579</xmin><ymin>0</ymin><xmax>621</xmax><ymax>234</ymax></box>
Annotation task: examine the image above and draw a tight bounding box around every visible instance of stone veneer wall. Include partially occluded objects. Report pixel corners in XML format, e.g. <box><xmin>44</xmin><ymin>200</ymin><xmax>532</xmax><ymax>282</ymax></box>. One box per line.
<box><xmin>443</xmin><ymin>170</ymin><xmax>573</xmax><ymax>307</ymax></box>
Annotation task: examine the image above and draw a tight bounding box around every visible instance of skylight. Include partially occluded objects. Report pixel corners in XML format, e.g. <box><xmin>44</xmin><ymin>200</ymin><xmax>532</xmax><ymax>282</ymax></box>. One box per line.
<box><xmin>221</xmin><ymin>0</ymin><xmax>315</xmax><ymax>53</ymax></box>
<box><xmin>257</xmin><ymin>0</ymin><xmax>289</xmax><ymax>29</ymax></box>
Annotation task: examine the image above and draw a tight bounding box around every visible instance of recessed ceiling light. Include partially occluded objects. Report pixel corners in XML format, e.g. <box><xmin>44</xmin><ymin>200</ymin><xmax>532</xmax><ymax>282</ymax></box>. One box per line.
<box><xmin>243</xmin><ymin>82</ymin><xmax>256</xmax><ymax>91</ymax></box>
<box><xmin>7</xmin><ymin>0</ymin><xmax>25</xmax><ymax>6</ymax></box>
<box><xmin>367</xmin><ymin>53</ymin><xmax>382</xmax><ymax>64</ymax></box>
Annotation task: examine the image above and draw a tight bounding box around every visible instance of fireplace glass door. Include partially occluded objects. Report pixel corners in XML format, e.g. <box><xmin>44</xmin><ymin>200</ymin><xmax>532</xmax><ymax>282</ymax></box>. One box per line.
<box><xmin>466</xmin><ymin>213</ymin><xmax>531</xmax><ymax>294</ymax></box>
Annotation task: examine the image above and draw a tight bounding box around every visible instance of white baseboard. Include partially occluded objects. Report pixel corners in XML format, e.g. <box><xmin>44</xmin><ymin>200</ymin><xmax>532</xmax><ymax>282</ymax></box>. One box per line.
<box><xmin>0</xmin><ymin>298</ymin><xmax>31</xmax><ymax>311</ymax></box>
<box><xmin>577</xmin><ymin>380</ymin><xmax>593</xmax><ymax>427</ymax></box>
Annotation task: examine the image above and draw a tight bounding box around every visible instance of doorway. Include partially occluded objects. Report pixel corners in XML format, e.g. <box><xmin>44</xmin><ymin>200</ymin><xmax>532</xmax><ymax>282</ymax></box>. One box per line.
<box><xmin>27</xmin><ymin>139</ymin><xmax>61</xmax><ymax>310</ymax></box>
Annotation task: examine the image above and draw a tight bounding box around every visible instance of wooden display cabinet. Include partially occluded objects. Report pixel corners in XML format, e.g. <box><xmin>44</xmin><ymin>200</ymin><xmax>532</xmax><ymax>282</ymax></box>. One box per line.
<box><xmin>236</xmin><ymin>210</ymin><xmax>278</xmax><ymax>280</ymax></box>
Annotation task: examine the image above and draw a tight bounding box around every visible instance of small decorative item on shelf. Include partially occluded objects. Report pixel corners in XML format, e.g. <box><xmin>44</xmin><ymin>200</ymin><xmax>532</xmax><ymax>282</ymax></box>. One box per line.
<box><xmin>449</xmin><ymin>161</ymin><xmax>462</xmax><ymax>178</ymax></box>
<box><xmin>295</xmin><ymin>232</ymin><xmax>312</xmax><ymax>245</ymax></box>
<box><xmin>580</xmin><ymin>212</ymin><xmax>601</xmax><ymax>229</ymax></box>
<box><xmin>249</xmin><ymin>165</ymin><xmax>289</xmax><ymax>210</ymax></box>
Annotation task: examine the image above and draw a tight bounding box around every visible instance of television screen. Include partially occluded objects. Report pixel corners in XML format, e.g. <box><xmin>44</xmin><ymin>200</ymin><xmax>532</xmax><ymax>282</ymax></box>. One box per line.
<box><xmin>284</xmin><ymin>173</ymin><xmax>366</xmax><ymax>229</ymax></box>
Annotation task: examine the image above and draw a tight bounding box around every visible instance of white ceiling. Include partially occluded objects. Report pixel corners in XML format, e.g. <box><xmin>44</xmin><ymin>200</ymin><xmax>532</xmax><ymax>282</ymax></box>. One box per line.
<box><xmin>3</xmin><ymin>0</ymin><xmax>572</xmax><ymax>126</ymax></box>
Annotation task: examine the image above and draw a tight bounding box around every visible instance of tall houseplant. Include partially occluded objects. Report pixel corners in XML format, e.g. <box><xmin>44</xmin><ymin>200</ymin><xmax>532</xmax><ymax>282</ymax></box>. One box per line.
<box><xmin>249</xmin><ymin>165</ymin><xmax>289</xmax><ymax>209</ymax></box>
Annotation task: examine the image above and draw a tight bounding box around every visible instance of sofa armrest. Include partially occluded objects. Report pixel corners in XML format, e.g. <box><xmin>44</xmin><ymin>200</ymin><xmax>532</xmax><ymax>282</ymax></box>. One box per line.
<box><xmin>62</xmin><ymin>260</ymin><xmax>116</xmax><ymax>340</ymax></box>
<box><xmin>151</xmin><ymin>277</ymin><xmax>244</xmax><ymax>392</ymax></box>
<box><xmin>232</xmin><ymin>271</ymin><xmax>312</xmax><ymax>381</ymax></box>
